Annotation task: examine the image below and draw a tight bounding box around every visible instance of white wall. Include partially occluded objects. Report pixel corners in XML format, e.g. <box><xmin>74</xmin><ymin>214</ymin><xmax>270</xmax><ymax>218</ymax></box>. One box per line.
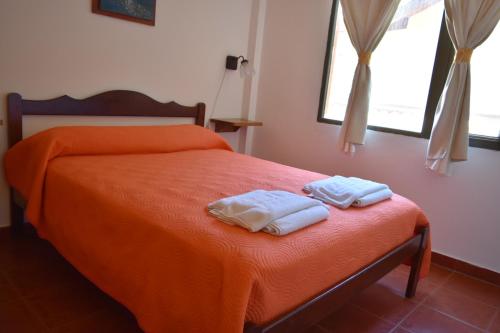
<box><xmin>0</xmin><ymin>0</ymin><xmax>255</xmax><ymax>227</ymax></box>
<box><xmin>251</xmin><ymin>0</ymin><xmax>500</xmax><ymax>272</ymax></box>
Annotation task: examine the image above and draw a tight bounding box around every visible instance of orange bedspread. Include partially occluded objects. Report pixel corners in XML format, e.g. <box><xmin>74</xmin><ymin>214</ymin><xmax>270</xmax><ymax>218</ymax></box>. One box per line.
<box><xmin>4</xmin><ymin>125</ymin><xmax>430</xmax><ymax>333</ymax></box>
<box><xmin>4</xmin><ymin>125</ymin><xmax>232</xmax><ymax>227</ymax></box>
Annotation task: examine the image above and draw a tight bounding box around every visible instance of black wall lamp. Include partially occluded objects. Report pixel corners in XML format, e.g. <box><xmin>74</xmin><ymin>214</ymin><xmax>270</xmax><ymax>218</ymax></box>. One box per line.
<box><xmin>226</xmin><ymin>55</ymin><xmax>255</xmax><ymax>77</ymax></box>
<box><xmin>226</xmin><ymin>55</ymin><xmax>245</xmax><ymax>70</ymax></box>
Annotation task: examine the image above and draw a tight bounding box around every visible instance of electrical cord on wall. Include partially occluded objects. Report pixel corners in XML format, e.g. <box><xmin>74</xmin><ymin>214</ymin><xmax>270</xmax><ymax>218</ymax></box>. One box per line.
<box><xmin>206</xmin><ymin>70</ymin><xmax>228</xmax><ymax>128</ymax></box>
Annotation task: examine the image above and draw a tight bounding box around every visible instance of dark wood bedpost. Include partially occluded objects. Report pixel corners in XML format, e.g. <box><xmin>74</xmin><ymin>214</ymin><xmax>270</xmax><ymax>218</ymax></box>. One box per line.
<box><xmin>7</xmin><ymin>93</ymin><xmax>23</xmax><ymax>147</ymax></box>
<box><xmin>9</xmin><ymin>193</ymin><xmax>24</xmax><ymax>233</ymax></box>
<box><xmin>195</xmin><ymin>103</ymin><xmax>205</xmax><ymax>127</ymax></box>
<box><xmin>405</xmin><ymin>227</ymin><xmax>429</xmax><ymax>298</ymax></box>
<box><xmin>7</xmin><ymin>93</ymin><xmax>25</xmax><ymax>232</ymax></box>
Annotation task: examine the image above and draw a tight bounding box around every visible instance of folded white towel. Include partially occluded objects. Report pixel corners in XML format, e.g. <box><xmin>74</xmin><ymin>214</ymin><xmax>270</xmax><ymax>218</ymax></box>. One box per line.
<box><xmin>352</xmin><ymin>188</ymin><xmax>393</xmax><ymax>207</ymax></box>
<box><xmin>263</xmin><ymin>205</ymin><xmax>329</xmax><ymax>236</ymax></box>
<box><xmin>208</xmin><ymin>190</ymin><xmax>328</xmax><ymax>232</ymax></box>
<box><xmin>304</xmin><ymin>176</ymin><xmax>390</xmax><ymax>209</ymax></box>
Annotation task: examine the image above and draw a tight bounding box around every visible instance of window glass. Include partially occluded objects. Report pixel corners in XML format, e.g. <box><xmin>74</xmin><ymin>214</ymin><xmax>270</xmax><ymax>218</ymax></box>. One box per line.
<box><xmin>323</xmin><ymin>0</ymin><xmax>444</xmax><ymax>133</ymax></box>
<box><xmin>469</xmin><ymin>25</ymin><xmax>500</xmax><ymax>138</ymax></box>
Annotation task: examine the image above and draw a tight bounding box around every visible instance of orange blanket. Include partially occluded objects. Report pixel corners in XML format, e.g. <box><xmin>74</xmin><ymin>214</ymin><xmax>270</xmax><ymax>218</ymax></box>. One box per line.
<box><xmin>4</xmin><ymin>125</ymin><xmax>430</xmax><ymax>333</ymax></box>
<box><xmin>4</xmin><ymin>125</ymin><xmax>232</xmax><ymax>227</ymax></box>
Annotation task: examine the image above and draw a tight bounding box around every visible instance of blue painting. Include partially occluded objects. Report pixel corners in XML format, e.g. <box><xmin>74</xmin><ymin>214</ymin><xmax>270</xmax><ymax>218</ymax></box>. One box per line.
<box><xmin>98</xmin><ymin>0</ymin><xmax>155</xmax><ymax>22</ymax></box>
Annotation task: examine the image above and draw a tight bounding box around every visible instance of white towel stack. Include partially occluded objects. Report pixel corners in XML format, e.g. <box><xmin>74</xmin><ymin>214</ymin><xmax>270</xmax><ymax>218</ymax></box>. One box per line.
<box><xmin>208</xmin><ymin>190</ymin><xmax>329</xmax><ymax>236</ymax></box>
<box><xmin>304</xmin><ymin>176</ymin><xmax>393</xmax><ymax>209</ymax></box>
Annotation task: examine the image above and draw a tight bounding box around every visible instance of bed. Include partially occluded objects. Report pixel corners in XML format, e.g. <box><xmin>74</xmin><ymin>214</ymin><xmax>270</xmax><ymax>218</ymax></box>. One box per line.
<box><xmin>5</xmin><ymin>90</ymin><xmax>430</xmax><ymax>333</ymax></box>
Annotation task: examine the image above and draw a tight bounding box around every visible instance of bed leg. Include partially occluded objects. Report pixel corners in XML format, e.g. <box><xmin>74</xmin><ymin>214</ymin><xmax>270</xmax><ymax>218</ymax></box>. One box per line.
<box><xmin>10</xmin><ymin>191</ymin><xmax>24</xmax><ymax>234</ymax></box>
<box><xmin>405</xmin><ymin>227</ymin><xmax>429</xmax><ymax>298</ymax></box>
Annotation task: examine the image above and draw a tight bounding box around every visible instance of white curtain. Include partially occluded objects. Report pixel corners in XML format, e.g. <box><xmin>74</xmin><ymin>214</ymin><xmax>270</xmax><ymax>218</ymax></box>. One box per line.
<box><xmin>338</xmin><ymin>0</ymin><xmax>400</xmax><ymax>153</ymax></box>
<box><xmin>426</xmin><ymin>0</ymin><xmax>500</xmax><ymax>175</ymax></box>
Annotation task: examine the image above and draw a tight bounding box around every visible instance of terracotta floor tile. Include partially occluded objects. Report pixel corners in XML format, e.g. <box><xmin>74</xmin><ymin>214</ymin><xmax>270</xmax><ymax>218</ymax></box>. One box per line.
<box><xmin>0</xmin><ymin>240</ymin><xmax>54</xmax><ymax>273</ymax></box>
<box><xmin>489</xmin><ymin>310</ymin><xmax>500</xmax><ymax>333</ymax></box>
<box><xmin>424</xmin><ymin>287</ymin><xmax>497</xmax><ymax>330</ymax></box>
<box><xmin>0</xmin><ymin>277</ymin><xmax>19</xmax><ymax>304</ymax></box>
<box><xmin>6</xmin><ymin>266</ymin><xmax>85</xmax><ymax>299</ymax></box>
<box><xmin>401</xmin><ymin>305</ymin><xmax>482</xmax><ymax>333</ymax></box>
<box><xmin>0</xmin><ymin>299</ymin><xmax>49</xmax><ymax>333</ymax></box>
<box><xmin>0</xmin><ymin>228</ymin><xmax>48</xmax><ymax>253</ymax></box>
<box><xmin>319</xmin><ymin>304</ymin><xmax>394</xmax><ymax>333</ymax></box>
<box><xmin>306</xmin><ymin>325</ymin><xmax>330</xmax><ymax>333</ymax></box>
<box><xmin>426</xmin><ymin>264</ymin><xmax>454</xmax><ymax>286</ymax></box>
<box><xmin>395</xmin><ymin>264</ymin><xmax>452</xmax><ymax>287</ymax></box>
<box><xmin>52</xmin><ymin>306</ymin><xmax>143</xmax><ymax>333</ymax></box>
<box><xmin>0</xmin><ymin>271</ymin><xmax>8</xmax><ymax>284</ymax></box>
<box><xmin>378</xmin><ymin>269</ymin><xmax>438</xmax><ymax>302</ymax></box>
<box><xmin>351</xmin><ymin>282</ymin><xmax>417</xmax><ymax>324</ymax></box>
<box><xmin>445</xmin><ymin>272</ymin><xmax>500</xmax><ymax>307</ymax></box>
<box><xmin>394</xmin><ymin>264</ymin><xmax>411</xmax><ymax>274</ymax></box>
<box><xmin>392</xmin><ymin>328</ymin><xmax>412</xmax><ymax>333</ymax></box>
<box><xmin>25</xmin><ymin>280</ymin><xmax>112</xmax><ymax>329</ymax></box>
<box><xmin>5</xmin><ymin>253</ymin><xmax>92</xmax><ymax>299</ymax></box>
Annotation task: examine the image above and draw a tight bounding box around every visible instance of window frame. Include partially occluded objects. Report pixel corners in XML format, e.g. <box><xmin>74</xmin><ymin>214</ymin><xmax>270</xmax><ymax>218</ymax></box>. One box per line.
<box><xmin>317</xmin><ymin>0</ymin><xmax>500</xmax><ymax>151</ymax></box>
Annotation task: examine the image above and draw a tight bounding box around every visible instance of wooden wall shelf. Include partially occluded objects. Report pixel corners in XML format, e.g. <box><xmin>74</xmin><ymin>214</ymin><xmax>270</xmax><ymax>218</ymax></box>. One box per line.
<box><xmin>210</xmin><ymin>118</ymin><xmax>263</xmax><ymax>133</ymax></box>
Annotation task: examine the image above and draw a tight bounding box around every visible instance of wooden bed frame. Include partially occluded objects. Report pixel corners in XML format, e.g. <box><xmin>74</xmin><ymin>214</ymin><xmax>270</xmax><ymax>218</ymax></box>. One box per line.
<box><xmin>6</xmin><ymin>90</ymin><xmax>429</xmax><ymax>333</ymax></box>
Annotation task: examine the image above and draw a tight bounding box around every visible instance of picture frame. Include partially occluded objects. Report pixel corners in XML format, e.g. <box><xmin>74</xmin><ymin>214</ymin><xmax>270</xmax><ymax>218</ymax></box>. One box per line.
<box><xmin>92</xmin><ymin>0</ymin><xmax>156</xmax><ymax>26</ymax></box>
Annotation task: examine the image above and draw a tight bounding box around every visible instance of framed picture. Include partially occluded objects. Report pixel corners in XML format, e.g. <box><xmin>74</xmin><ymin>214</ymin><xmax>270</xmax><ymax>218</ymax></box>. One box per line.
<box><xmin>92</xmin><ymin>0</ymin><xmax>156</xmax><ymax>26</ymax></box>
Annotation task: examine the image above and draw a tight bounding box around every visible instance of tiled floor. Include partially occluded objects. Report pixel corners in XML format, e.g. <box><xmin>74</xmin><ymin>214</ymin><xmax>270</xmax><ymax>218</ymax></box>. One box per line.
<box><xmin>1</xmin><ymin>228</ymin><xmax>499</xmax><ymax>333</ymax></box>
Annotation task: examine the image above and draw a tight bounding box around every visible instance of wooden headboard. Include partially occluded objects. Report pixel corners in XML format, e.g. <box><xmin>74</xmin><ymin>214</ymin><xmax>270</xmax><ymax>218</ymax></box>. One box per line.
<box><xmin>7</xmin><ymin>90</ymin><xmax>206</xmax><ymax>148</ymax></box>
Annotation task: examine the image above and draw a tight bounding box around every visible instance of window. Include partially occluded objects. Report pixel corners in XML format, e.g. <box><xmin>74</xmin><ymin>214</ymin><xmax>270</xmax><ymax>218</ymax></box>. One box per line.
<box><xmin>318</xmin><ymin>0</ymin><xmax>499</xmax><ymax>150</ymax></box>
<box><xmin>469</xmin><ymin>24</ymin><xmax>500</xmax><ymax>147</ymax></box>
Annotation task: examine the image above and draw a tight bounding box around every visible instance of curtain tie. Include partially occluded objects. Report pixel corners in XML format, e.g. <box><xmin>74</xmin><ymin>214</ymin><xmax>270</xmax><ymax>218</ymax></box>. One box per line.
<box><xmin>455</xmin><ymin>48</ymin><xmax>473</xmax><ymax>63</ymax></box>
<box><xmin>358</xmin><ymin>51</ymin><xmax>372</xmax><ymax>65</ymax></box>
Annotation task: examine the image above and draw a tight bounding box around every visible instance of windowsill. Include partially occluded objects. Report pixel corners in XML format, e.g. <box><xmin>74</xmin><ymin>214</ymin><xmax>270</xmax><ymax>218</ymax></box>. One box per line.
<box><xmin>317</xmin><ymin>116</ymin><xmax>500</xmax><ymax>151</ymax></box>
<box><xmin>470</xmin><ymin>135</ymin><xmax>500</xmax><ymax>150</ymax></box>
<box><xmin>317</xmin><ymin>116</ymin><xmax>426</xmax><ymax>139</ymax></box>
